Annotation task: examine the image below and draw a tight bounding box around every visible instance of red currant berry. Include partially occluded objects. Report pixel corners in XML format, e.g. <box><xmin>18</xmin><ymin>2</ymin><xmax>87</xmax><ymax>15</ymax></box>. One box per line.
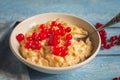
<box><xmin>113</xmin><ymin>77</ymin><xmax>120</xmax><ymax>80</ymax></box>
<box><xmin>39</xmin><ymin>33</ymin><xmax>47</xmax><ymax>40</ymax></box>
<box><xmin>54</xmin><ymin>29</ymin><xmax>61</xmax><ymax>35</ymax></box>
<box><xmin>53</xmin><ymin>46</ymin><xmax>60</xmax><ymax>56</ymax></box>
<box><xmin>35</xmin><ymin>35</ymin><xmax>41</xmax><ymax>41</ymax></box>
<box><xmin>43</xmin><ymin>29</ymin><xmax>49</xmax><ymax>33</ymax></box>
<box><xmin>59</xmin><ymin>46</ymin><xmax>65</xmax><ymax>51</ymax></box>
<box><xmin>110</xmin><ymin>35</ymin><xmax>118</xmax><ymax>42</ymax></box>
<box><xmin>32</xmin><ymin>32</ymin><xmax>37</xmax><ymax>38</ymax></box>
<box><xmin>33</xmin><ymin>41</ymin><xmax>39</xmax><ymax>46</ymax></box>
<box><xmin>101</xmin><ymin>39</ymin><xmax>107</xmax><ymax>45</ymax></box>
<box><xmin>51</xmin><ymin>21</ymin><xmax>57</xmax><ymax>27</ymax></box>
<box><xmin>58</xmin><ymin>47</ymin><xmax>62</xmax><ymax>52</ymax></box>
<box><xmin>60</xmin><ymin>49</ymin><xmax>68</xmax><ymax>57</ymax></box>
<box><xmin>66</xmin><ymin>34</ymin><xmax>72</xmax><ymax>40</ymax></box>
<box><xmin>99</xmin><ymin>30</ymin><xmax>107</xmax><ymax>39</ymax></box>
<box><xmin>35</xmin><ymin>43</ymin><xmax>41</xmax><ymax>50</ymax></box>
<box><xmin>25</xmin><ymin>41</ymin><xmax>32</xmax><ymax>49</ymax></box>
<box><xmin>60</xmin><ymin>28</ymin><xmax>66</xmax><ymax>36</ymax></box>
<box><xmin>27</xmin><ymin>36</ymin><xmax>33</xmax><ymax>41</ymax></box>
<box><xmin>65</xmin><ymin>27</ymin><xmax>71</xmax><ymax>32</ymax></box>
<box><xmin>32</xmin><ymin>32</ymin><xmax>37</xmax><ymax>36</ymax></box>
<box><xmin>53</xmin><ymin>35</ymin><xmax>60</xmax><ymax>40</ymax></box>
<box><xmin>40</xmin><ymin>24</ymin><xmax>45</xmax><ymax>29</ymax></box>
<box><xmin>96</xmin><ymin>22</ymin><xmax>103</xmax><ymax>28</ymax></box>
<box><xmin>53</xmin><ymin>46</ymin><xmax>59</xmax><ymax>50</ymax></box>
<box><xmin>117</xmin><ymin>39</ymin><xmax>120</xmax><ymax>45</ymax></box>
<box><xmin>110</xmin><ymin>42</ymin><xmax>115</xmax><ymax>47</ymax></box>
<box><xmin>100</xmin><ymin>34</ymin><xmax>107</xmax><ymax>39</ymax></box>
<box><xmin>49</xmin><ymin>27</ymin><xmax>54</xmax><ymax>34</ymax></box>
<box><xmin>43</xmin><ymin>29</ymin><xmax>50</xmax><ymax>38</ymax></box>
<box><xmin>37</xmin><ymin>36</ymin><xmax>41</xmax><ymax>41</ymax></box>
<box><xmin>101</xmin><ymin>29</ymin><xmax>107</xmax><ymax>34</ymax></box>
<box><xmin>32</xmin><ymin>32</ymin><xmax>40</xmax><ymax>41</ymax></box>
<box><xmin>46</xmin><ymin>33</ymin><xmax>51</xmax><ymax>38</ymax></box>
<box><xmin>48</xmin><ymin>40</ymin><xmax>54</xmax><ymax>46</ymax></box>
<box><xmin>66</xmin><ymin>40</ymin><xmax>72</xmax><ymax>47</ymax></box>
<box><xmin>54</xmin><ymin>39</ymin><xmax>60</xmax><ymax>45</ymax></box>
<box><xmin>53</xmin><ymin>51</ymin><xmax>60</xmax><ymax>56</ymax></box>
<box><xmin>16</xmin><ymin>33</ymin><xmax>24</xmax><ymax>42</ymax></box>
<box><xmin>103</xmin><ymin>44</ymin><xmax>111</xmax><ymax>49</ymax></box>
<box><xmin>118</xmin><ymin>35</ymin><xmax>120</xmax><ymax>39</ymax></box>
<box><xmin>32</xmin><ymin>41</ymin><xmax>41</xmax><ymax>50</ymax></box>
<box><xmin>57</xmin><ymin>23</ymin><xmax>63</xmax><ymax>29</ymax></box>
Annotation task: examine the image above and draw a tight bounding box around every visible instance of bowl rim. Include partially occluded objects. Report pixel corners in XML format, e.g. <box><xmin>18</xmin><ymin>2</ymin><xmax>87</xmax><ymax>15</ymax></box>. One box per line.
<box><xmin>9</xmin><ymin>12</ymin><xmax>101</xmax><ymax>71</ymax></box>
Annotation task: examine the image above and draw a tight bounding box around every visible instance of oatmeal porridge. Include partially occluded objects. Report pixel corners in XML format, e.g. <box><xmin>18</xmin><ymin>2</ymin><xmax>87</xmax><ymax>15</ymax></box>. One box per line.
<box><xmin>16</xmin><ymin>19</ymin><xmax>92</xmax><ymax>67</ymax></box>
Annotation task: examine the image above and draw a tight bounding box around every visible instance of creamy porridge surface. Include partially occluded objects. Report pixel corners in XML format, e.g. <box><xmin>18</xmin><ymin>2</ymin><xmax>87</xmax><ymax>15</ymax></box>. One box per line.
<box><xmin>16</xmin><ymin>19</ymin><xmax>92</xmax><ymax>67</ymax></box>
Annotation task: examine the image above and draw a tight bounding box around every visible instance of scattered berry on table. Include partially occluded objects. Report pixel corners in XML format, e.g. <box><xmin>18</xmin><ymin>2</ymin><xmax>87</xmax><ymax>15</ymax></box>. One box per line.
<box><xmin>113</xmin><ymin>77</ymin><xmax>120</xmax><ymax>80</ymax></box>
<box><xmin>95</xmin><ymin>22</ymin><xmax>120</xmax><ymax>49</ymax></box>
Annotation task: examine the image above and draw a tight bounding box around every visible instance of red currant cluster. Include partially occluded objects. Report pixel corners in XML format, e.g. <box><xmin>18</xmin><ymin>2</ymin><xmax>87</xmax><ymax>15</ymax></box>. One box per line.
<box><xmin>16</xmin><ymin>21</ymin><xmax>72</xmax><ymax>57</ymax></box>
<box><xmin>16</xmin><ymin>32</ymin><xmax>42</xmax><ymax>50</ymax></box>
<box><xmin>47</xmin><ymin>21</ymin><xmax>72</xmax><ymax>57</ymax></box>
<box><xmin>95</xmin><ymin>22</ymin><xmax>120</xmax><ymax>49</ymax></box>
<box><xmin>113</xmin><ymin>77</ymin><xmax>120</xmax><ymax>80</ymax></box>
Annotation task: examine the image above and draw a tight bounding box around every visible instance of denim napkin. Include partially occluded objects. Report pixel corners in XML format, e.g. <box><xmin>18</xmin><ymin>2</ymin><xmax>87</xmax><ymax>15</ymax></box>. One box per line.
<box><xmin>0</xmin><ymin>20</ymin><xmax>30</xmax><ymax>80</ymax></box>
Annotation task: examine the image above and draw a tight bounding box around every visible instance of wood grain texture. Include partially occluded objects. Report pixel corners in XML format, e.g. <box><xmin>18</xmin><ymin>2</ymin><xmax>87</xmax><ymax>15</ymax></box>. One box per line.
<box><xmin>28</xmin><ymin>56</ymin><xmax>120</xmax><ymax>80</ymax></box>
<box><xmin>0</xmin><ymin>0</ymin><xmax>120</xmax><ymax>24</ymax></box>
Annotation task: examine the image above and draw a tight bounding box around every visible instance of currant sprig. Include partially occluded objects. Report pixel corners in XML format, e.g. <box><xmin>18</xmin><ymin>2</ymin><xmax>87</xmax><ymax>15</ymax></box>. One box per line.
<box><xmin>95</xmin><ymin>22</ymin><xmax>120</xmax><ymax>49</ymax></box>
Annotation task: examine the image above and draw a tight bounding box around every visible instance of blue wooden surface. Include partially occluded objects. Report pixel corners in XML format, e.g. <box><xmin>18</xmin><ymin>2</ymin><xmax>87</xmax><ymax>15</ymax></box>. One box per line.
<box><xmin>0</xmin><ymin>0</ymin><xmax>120</xmax><ymax>80</ymax></box>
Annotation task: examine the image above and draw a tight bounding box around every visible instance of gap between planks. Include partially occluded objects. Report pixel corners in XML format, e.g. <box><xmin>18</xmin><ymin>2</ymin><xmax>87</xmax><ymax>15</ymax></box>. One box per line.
<box><xmin>97</xmin><ymin>54</ymin><xmax>120</xmax><ymax>57</ymax></box>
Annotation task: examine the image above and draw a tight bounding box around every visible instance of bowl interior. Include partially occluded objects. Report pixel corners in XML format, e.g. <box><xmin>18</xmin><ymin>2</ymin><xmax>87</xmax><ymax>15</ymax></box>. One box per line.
<box><xmin>10</xmin><ymin>13</ymin><xmax>101</xmax><ymax>73</ymax></box>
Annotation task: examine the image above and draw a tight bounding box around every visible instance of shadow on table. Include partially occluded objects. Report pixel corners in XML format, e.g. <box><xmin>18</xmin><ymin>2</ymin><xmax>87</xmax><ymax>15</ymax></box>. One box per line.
<box><xmin>28</xmin><ymin>67</ymin><xmax>61</xmax><ymax>79</ymax></box>
<box><xmin>0</xmin><ymin>27</ymin><xmax>30</xmax><ymax>80</ymax></box>
<box><xmin>28</xmin><ymin>66</ymin><xmax>76</xmax><ymax>80</ymax></box>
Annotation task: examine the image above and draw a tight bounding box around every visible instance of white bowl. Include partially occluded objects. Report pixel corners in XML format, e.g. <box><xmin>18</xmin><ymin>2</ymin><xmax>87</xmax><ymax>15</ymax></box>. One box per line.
<box><xmin>9</xmin><ymin>13</ymin><xmax>101</xmax><ymax>74</ymax></box>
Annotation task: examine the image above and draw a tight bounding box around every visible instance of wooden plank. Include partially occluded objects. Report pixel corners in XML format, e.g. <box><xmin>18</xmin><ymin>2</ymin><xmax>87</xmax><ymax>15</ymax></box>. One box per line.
<box><xmin>28</xmin><ymin>56</ymin><xmax>120</xmax><ymax>80</ymax></box>
<box><xmin>98</xmin><ymin>46</ymin><xmax>120</xmax><ymax>55</ymax></box>
<box><xmin>105</xmin><ymin>28</ymin><xmax>120</xmax><ymax>38</ymax></box>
